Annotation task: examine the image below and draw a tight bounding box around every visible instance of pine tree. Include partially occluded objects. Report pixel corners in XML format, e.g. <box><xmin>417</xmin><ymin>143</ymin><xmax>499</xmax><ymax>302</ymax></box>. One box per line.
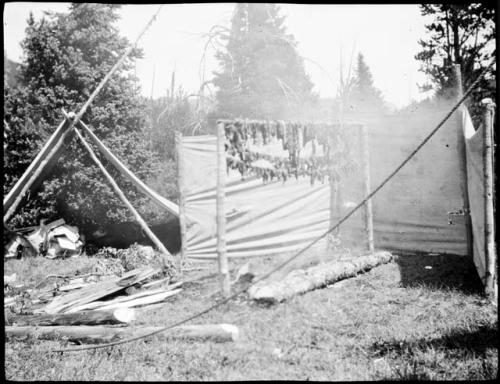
<box><xmin>346</xmin><ymin>53</ymin><xmax>387</xmax><ymax>118</ymax></box>
<box><xmin>415</xmin><ymin>4</ymin><xmax>495</xmax><ymax>122</ymax></box>
<box><xmin>4</xmin><ymin>4</ymin><xmax>162</xmax><ymax>231</ymax></box>
<box><xmin>213</xmin><ymin>3</ymin><xmax>316</xmax><ymax>120</ymax></box>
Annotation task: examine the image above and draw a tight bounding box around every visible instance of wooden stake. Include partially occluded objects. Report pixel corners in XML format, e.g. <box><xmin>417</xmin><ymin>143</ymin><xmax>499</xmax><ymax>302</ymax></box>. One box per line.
<box><xmin>482</xmin><ymin>100</ymin><xmax>496</xmax><ymax>300</ymax></box>
<box><xmin>176</xmin><ymin>132</ymin><xmax>188</xmax><ymax>272</ymax></box>
<box><xmin>216</xmin><ymin>121</ymin><xmax>230</xmax><ymax>297</ymax></box>
<box><xmin>453</xmin><ymin>64</ymin><xmax>474</xmax><ymax>259</ymax></box>
<box><xmin>360</xmin><ymin>124</ymin><xmax>374</xmax><ymax>253</ymax></box>
<box><xmin>73</xmin><ymin>128</ymin><xmax>171</xmax><ymax>263</ymax></box>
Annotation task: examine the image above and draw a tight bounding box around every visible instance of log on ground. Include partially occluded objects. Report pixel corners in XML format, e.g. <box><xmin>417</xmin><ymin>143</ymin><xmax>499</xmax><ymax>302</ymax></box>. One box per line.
<box><xmin>248</xmin><ymin>251</ymin><xmax>393</xmax><ymax>304</ymax></box>
<box><xmin>5</xmin><ymin>308</ymin><xmax>135</xmax><ymax>326</ymax></box>
<box><xmin>6</xmin><ymin>323</ymin><xmax>240</xmax><ymax>344</ymax></box>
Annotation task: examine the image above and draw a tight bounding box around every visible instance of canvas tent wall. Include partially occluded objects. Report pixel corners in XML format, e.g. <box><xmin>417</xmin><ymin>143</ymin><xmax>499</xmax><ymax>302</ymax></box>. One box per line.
<box><xmin>177</xmin><ymin>100</ymin><xmax>493</xmax><ymax>287</ymax></box>
<box><xmin>463</xmin><ymin>107</ymin><xmax>495</xmax><ymax>288</ymax></box>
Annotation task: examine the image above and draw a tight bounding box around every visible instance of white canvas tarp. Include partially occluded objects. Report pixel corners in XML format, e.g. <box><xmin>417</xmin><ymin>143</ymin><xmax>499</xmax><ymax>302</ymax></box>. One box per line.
<box><xmin>463</xmin><ymin>108</ymin><xmax>488</xmax><ymax>283</ymax></box>
<box><xmin>180</xmin><ymin>106</ymin><xmax>470</xmax><ymax>260</ymax></box>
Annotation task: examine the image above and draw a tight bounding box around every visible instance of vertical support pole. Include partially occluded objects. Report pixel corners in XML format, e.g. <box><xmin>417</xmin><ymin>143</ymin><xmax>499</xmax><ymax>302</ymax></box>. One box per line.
<box><xmin>216</xmin><ymin>121</ymin><xmax>230</xmax><ymax>297</ymax></box>
<box><xmin>328</xmin><ymin>124</ymin><xmax>339</xmax><ymax>240</ymax></box>
<box><xmin>175</xmin><ymin>132</ymin><xmax>187</xmax><ymax>273</ymax></box>
<box><xmin>453</xmin><ymin>64</ymin><xmax>474</xmax><ymax>260</ymax></box>
<box><xmin>360</xmin><ymin>124</ymin><xmax>374</xmax><ymax>253</ymax></box>
<box><xmin>482</xmin><ymin>100</ymin><xmax>496</xmax><ymax>300</ymax></box>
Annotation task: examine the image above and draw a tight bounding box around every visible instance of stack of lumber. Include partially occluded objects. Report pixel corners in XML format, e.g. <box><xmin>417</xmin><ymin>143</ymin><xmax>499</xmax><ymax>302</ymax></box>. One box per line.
<box><xmin>248</xmin><ymin>251</ymin><xmax>393</xmax><ymax>304</ymax></box>
<box><xmin>5</xmin><ymin>266</ymin><xmax>239</xmax><ymax>344</ymax></box>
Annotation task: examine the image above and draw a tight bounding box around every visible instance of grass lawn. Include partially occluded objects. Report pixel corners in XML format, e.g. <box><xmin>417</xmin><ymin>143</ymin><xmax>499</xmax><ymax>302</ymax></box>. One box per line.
<box><xmin>4</xmin><ymin>249</ymin><xmax>498</xmax><ymax>380</ymax></box>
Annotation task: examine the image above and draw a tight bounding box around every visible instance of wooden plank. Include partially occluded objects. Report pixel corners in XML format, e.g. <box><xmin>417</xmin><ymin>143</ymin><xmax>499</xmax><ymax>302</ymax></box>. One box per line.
<box><xmin>67</xmin><ymin>287</ymin><xmax>181</xmax><ymax>312</ymax></box>
<box><xmin>248</xmin><ymin>251</ymin><xmax>393</xmax><ymax>304</ymax></box>
<box><xmin>482</xmin><ymin>100</ymin><xmax>496</xmax><ymax>300</ymax></box>
<box><xmin>216</xmin><ymin>121</ymin><xmax>230</xmax><ymax>297</ymax></box>
<box><xmin>44</xmin><ymin>267</ymin><xmax>157</xmax><ymax>314</ymax></box>
<box><xmin>5</xmin><ymin>308</ymin><xmax>135</xmax><ymax>326</ymax></box>
<box><xmin>72</xmin><ymin>125</ymin><xmax>172</xmax><ymax>264</ymax></box>
<box><xmin>87</xmin><ymin>289</ymin><xmax>182</xmax><ymax>311</ymax></box>
<box><xmin>6</xmin><ymin>324</ymin><xmax>240</xmax><ymax>344</ymax></box>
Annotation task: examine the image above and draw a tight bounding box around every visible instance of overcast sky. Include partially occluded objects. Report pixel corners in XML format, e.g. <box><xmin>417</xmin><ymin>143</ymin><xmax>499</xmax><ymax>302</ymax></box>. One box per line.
<box><xmin>3</xmin><ymin>3</ymin><xmax>434</xmax><ymax>108</ymax></box>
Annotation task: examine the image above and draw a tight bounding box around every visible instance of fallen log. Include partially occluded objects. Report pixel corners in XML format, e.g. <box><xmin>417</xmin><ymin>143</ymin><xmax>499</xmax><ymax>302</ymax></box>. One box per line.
<box><xmin>6</xmin><ymin>323</ymin><xmax>240</xmax><ymax>344</ymax></box>
<box><xmin>5</xmin><ymin>308</ymin><xmax>135</xmax><ymax>326</ymax></box>
<box><xmin>248</xmin><ymin>251</ymin><xmax>393</xmax><ymax>304</ymax></box>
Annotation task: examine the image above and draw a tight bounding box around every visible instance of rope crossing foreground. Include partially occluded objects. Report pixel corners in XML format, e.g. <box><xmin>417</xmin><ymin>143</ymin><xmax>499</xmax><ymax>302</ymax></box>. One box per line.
<box><xmin>46</xmin><ymin>59</ymin><xmax>496</xmax><ymax>353</ymax></box>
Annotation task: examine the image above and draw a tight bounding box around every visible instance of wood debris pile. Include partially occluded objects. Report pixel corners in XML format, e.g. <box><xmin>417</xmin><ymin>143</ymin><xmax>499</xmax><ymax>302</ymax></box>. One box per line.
<box><xmin>4</xmin><ymin>265</ymin><xmax>240</xmax><ymax>344</ymax></box>
<box><xmin>4</xmin><ymin>266</ymin><xmax>186</xmax><ymax>344</ymax></box>
<box><xmin>4</xmin><ymin>218</ymin><xmax>84</xmax><ymax>259</ymax></box>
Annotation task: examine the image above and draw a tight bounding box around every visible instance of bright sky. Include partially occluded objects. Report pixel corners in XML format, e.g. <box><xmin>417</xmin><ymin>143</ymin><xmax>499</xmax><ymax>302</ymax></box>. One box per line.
<box><xmin>3</xmin><ymin>3</ymin><xmax>434</xmax><ymax>108</ymax></box>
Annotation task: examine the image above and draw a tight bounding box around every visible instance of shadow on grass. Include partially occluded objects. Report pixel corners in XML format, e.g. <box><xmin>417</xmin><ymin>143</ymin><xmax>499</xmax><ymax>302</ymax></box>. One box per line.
<box><xmin>369</xmin><ymin>324</ymin><xmax>498</xmax><ymax>380</ymax></box>
<box><xmin>392</xmin><ymin>252</ymin><xmax>484</xmax><ymax>294</ymax></box>
<box><xmin>370</xmin><ymin>324</ymin><xmax>498</xmax><ymax>358</ymax></box>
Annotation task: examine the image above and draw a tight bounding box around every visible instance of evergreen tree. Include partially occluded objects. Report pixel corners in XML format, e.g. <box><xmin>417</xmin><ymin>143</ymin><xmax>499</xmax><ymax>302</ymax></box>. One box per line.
<box><xmin>415</xmin><ymin>4</ymin><xmax>495</xmax><ymax>122</ymax></box>
<box><xmin>213</xmin><ymin>3</ymin><xmax>316</xmax><ymax>120</ymax></box>
<box><xmin>3</xmin><ymin>4</ymin><xmax>161</xmax><ymax>231</ymax></box>
<box><xmin>346</xmin><ymin>53</ymin><xmax>387</xmax><ymax>118</ymax></box>
<box><xmin>3</xmin><ymin>50</ymin><xmax>19</xmax><ymax>87</ymax></box>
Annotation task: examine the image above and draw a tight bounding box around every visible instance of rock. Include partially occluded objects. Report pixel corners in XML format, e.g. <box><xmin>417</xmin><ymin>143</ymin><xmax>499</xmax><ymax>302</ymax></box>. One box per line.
<box><xmin>4</xmin><ymin>273</ymin><xmax>17</xmax><ymax>285</ymax></box>
<box><xmin>233</xmin><ymin>262</ymin><xmax>255</xmax><ymax>284</ymax></box>
<box><xmin>136</xmin><ymin>245</ymin><xmax>155</xmax><ymax>260</ymax></box>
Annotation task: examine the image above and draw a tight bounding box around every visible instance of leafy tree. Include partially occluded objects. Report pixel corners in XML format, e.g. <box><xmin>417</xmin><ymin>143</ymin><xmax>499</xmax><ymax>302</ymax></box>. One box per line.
<box><xmin>415</xmin><ymin>4</ymin><xmax>496</xmax><ymax>122</ymax></box>
<box><xmin>212</xmin><ymin>3</ymin><xmax>316</xmax><ymax>120</ymax></box>
<box><xmin>3</xmin><ymin>4</ymin><xmax>162</xmax><ymax>231</ymax></box>
<box><xmin>346</xmin><ymin>53</ymin><xmax>388</xmax><ymax>118</ymax></box>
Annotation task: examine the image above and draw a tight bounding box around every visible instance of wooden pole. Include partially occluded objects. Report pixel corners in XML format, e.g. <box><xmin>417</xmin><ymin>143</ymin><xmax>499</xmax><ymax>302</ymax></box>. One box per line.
<box><xmin>216</xmin><ymin>121</ymin><xmax>230</xmax><ymax>297</ymax></box>
<box><xmin>75</xmin><ymin>118</ymin><xmax>178</xmax><ymax>216</ymax></box>
<box><xmin>5</xmin><ymin>308</ymin><xmax>136</xmax><ymax>327</ymax></box>
<box><xmin>6</xmin><ymin>324</ymin><xmax>240</xmax><ymax>344</ymax></box>
<box><xmin>328</xmin><ymin>125</ymin><xmax>340</xmax><ymax>242</ymax></box>
<box><xmin>360</xmin><ymin>124</ymin><xmax>375</xmax><ymax>253</ymax></box>
<box><xmin>175</xmin><ymin>132</ymin><xmax>188</xmax><ymax>272</ymax></box>
<box><xmin>73</xmin><ymin>128</ymin><xmax>172</xmax><ymax>263</ymax></box>
<box><xmin>482</xmin><ymin>100</ymin><xmax>496</xmax><ymax>300</ymax></box>
<box><xmin>453</xmin><ymin>64</ymin><xmax>474</xmax><ymax>259</ymax></box>
<box><xmin>3</xmin><ymin>119</ymin><xmax>73</xmax><ymax>223</ymax></box>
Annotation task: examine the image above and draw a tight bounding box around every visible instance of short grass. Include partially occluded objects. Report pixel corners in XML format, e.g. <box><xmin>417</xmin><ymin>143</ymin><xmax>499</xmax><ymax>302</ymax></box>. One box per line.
<box><xmin>4</xmin><ymin>249</ymin><xmax>498</xmax><ymax>381</ymax></box>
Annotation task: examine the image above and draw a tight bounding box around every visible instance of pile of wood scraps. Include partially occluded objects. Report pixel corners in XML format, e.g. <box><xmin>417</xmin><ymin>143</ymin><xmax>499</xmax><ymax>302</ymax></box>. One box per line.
<box><xmin>5</xmin><ymin>267</ymin><xmax>240</xmax><ymax>344</ymax></box>
<box><xmin>4</xmin><ymin>218</ymin><xmax>84</xmax><ymax>259</ymax></box>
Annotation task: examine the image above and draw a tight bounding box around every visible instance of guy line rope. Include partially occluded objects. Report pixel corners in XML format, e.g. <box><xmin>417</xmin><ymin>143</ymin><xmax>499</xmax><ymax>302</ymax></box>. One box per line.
<box><xmin>45</xmin><ymin>56</ymin><xmax>495</xmax><ymax>351</ymax></box>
